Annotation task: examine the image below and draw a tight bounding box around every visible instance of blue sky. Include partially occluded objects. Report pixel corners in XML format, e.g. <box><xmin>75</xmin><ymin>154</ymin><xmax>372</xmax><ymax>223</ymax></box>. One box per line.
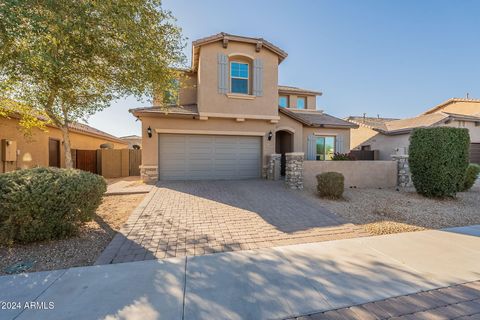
<box><xmin>84</xmin><ymin>0</ymin><xmax>480</xmax><ymax>137</ymax></box>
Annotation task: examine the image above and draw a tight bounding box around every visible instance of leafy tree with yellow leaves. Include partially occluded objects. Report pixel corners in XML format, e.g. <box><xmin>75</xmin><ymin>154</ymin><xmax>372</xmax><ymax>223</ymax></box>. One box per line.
<box><xmin>0</xmin><ymin>0</ymin><xmax>185</xmax><ymax>168</ymax></box>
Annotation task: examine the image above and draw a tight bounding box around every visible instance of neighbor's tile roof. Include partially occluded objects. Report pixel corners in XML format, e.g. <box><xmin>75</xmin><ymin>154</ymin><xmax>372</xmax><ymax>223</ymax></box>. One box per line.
<box><xmin>280</xmin><ymin>108</ymin><xmax>358</xmax><ymax>128</ymax></box>
<box><xmin>422</xmin><ymin>98</ymin><xmax>480</xmax><ymax>115</ymax></box>
<box><xmin>383</xmin><ymin>113</ymin><xmax>448</xmax><ymax>133</ymax></box>
<box><xmin>1</xmin><ymin>108</ymin><xmax>125</xmax><ymax>143</ymax></box>
<box><xmin>350</xmin><ymin>111</ymin><xmax>480</xmax><ymax>135</ymax></box>
<box><xmin>346</xmin><ymin>116</ymin><xmax>399</xmax><ymax>130</ymax></box>
<box><xmin>129</xmin><ymin>104</ymin><xmax>199</xmax><ymax>116</ymax></box>
<box><xmin>68</xmin><ymin>122</ymin><xmax>126</xmax><ymax>143</ymax></box>
<box><xmin>278</xmin><ymin>85</ymin><xmax>322</xmax><ymax>96</ymax></box>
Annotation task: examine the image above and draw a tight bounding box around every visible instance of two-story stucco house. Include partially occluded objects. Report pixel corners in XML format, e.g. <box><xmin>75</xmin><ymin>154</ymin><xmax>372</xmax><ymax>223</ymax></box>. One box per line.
<box><xmin>130</xmin><ymin>33</ymin><xmax>357</xmax><ymax>182</ymax></box>
<box><xmin>348</xmin><ymin>98</ymin><xmax>480</xmax><ymax>163</ymax></box>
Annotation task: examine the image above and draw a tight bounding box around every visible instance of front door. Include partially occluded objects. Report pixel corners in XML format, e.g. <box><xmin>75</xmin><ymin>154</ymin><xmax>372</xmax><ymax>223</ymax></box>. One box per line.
<box><xmin>48</xmin><ymin>138</ymin><xmax>60</xmax><ymax>167</ymax></box>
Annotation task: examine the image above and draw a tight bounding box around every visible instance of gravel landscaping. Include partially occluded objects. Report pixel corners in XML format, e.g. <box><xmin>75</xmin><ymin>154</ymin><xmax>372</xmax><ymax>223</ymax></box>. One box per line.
<box><xmin>0</xmin><ymin>194</ymin><xmax>145</xmax><ymax>275</ymax></box>
<box><xmin>307</xmin><ymin>180</ymin><xmax>480</xmax><ymax>235</ymax></box>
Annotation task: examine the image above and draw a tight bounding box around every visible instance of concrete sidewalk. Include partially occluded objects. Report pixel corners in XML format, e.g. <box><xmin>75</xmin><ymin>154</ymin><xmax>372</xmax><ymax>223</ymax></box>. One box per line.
<box><xmin>1</xmin><ymin>225</ymin><xmax>480</xmax><ymax>320</ymax></box>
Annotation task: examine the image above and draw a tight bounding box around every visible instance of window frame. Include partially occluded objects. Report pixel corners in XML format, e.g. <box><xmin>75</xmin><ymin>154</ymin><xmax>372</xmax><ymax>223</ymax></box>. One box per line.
<box><xmin>315</xmin><ymin>136</ymin><xmax>336</xmax><ymax>161</ymax></box>
<box><xmin>296</xmin><ymin>96</ymin><xmax>307</xmax><ymax>109</ymax></box>
<box><xmin>279</xmin><ymin>95</ymin><xmax>289</xmax><ymax>108</ymax></box>
<box><xmin>230</xmin><ymin>61</ymin><xmax>250</xmax><ymax>95</ymax></box>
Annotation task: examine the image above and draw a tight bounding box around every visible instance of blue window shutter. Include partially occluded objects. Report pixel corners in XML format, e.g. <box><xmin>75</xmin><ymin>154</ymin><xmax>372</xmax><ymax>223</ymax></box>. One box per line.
<box><xmin>335</xmin><ymin>135</ymin><xmax>344</xmax><ymax>154</ymax></box>
<box><xmin>253</xmin><ymin>59</ymin><xmax>263</xmax><ymax>96</ymax></box>
<box><xmin>217</xmin><ymin>53</ymin><xmax>228</xmax><ymax>94</ymax></box>
<box><xmin>307</xmin><ymin>135</ymin><xmax>316</xmax><ymax>160</ymax></box>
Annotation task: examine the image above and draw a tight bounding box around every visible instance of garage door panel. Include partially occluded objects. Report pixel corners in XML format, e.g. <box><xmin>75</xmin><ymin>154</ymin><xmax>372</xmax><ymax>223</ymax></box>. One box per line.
<box><xmin>159</xmin><ymin>134</ymin><xmax>261</xmax><ymax>180</ymax></box>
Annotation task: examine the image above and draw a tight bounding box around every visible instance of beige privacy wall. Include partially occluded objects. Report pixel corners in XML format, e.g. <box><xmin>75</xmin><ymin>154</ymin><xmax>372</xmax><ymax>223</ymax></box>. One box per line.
<box><xmin>303</xmin><ymin>160</ymin><xmax>397</xmax><ymax>189</ymax></box>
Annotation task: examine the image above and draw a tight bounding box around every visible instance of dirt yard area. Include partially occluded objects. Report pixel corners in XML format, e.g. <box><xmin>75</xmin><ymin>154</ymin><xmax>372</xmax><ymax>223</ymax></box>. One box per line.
<box><xmin>0</xmin><ymin>194</ymin><xmax>145</xmax><ymax>275</ymax></box>
<box><xmin>309</xmin><ymin>181</ymin><xmax>480</xmax><ymax>236</ymax></box>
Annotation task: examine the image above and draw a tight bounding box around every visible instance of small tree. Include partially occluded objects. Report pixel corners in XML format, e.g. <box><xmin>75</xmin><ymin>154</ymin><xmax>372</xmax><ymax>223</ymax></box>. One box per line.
<box><xmin>409</xmin><ymin>127</ymin><xmax>470</xmax><ymax>198</ymax></box>
<box><xmin>0</xmin><ymin>0</ymin><xmax>185</xmax><ymax>168</ymax></box>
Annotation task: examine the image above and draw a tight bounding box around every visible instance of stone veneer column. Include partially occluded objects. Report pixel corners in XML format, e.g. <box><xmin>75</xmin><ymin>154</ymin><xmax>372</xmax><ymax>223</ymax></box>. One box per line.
<box><xmin>267</xmin><ymin>154</ymin><xmax>281</xmax><ymax>180</ymax></box>
<box><xmin>140</xmin><ymin>165</ymin><xmax>158</xmax><ymax>184</ymax></box>
<box><xmin>285</xmin><ymin>152</ymin><xmax>304</xmax><ymax>189</ymax></box>
<box><xmin>391</xmin><ymin>155</ymin><xmax>413</xmax><ymax>188</ymax></box>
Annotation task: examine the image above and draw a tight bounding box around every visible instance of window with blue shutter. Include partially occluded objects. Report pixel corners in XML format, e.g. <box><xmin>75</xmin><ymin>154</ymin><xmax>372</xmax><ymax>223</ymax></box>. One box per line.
<box><xmin>217</xmin><ymin>53</ymin><xmax>229</xmax><ymax>94</ymax></box>
<box><xmin>230</xmin><ymin>62</ymin><xmax>249</xmax><ymax>94</ymax></box>
<box><xmin>253</xmin><ymin>58</ymin><xmax>263</xmax><ymax>96</ymax></box>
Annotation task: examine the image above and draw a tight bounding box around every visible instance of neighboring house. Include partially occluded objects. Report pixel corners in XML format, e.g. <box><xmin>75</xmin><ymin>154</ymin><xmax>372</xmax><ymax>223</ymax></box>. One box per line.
<box><xmin>348</xmin><ymin>98</ymin><xmax>480</xmax><ymax>163</ymax></box>
<box><xmin>120</xmin><ymin>135</ymin><xmax>142</xmax><ymax>149</ymax></box>
<box><xmin>130</xmin><ymin>32</ymin><xmax>357</xmax><ymax>182</ymax></box>
<box><xmin>0</xmin><ymin>116</ymin><xmax>128</xmax><ymax>173</ymax></box>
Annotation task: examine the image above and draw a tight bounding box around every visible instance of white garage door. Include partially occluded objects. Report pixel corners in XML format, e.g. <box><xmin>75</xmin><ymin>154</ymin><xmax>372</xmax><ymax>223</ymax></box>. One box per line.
<box><xmin>159</xmin><ymin>134</ymin><xmax>261</xmax><ymax>180</ymax></box>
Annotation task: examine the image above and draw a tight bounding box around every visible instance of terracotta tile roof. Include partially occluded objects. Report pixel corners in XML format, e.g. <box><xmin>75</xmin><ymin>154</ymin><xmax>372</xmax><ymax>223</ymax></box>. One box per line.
<box><xmin>1</xmin><ymin>109</ymin><xmax>125</xmax><ymax>143</ymax></box>
<box><xmin>278</xmin><ymin>85</ymin><xmax>322</xmax><ymax>96</ymax></box>
<box><xmin>383</xmin><ymin>113</ymin><xmax>448</xmax><ymax>133</ymax></box>
<box><xmin>351</xmin><ymin>112</ymin><xmax>480</xmax><ymax>135</ymax></box>
<box><xmin>192</xmin><ymin>32</ymin><xmax>288</xmax><ymax>71</ymax></box>
<box><xmin>280</xmin><ymin>108</ymin><xmax>358</xmax><ymax>128</ymax></box>
<box><xmin>68</xmin><ymin>122</ymin><xmax>126</xmax><ymax>143</ymax></box>
<box><xmin>422</xmin><ymin>98</ymin><xmax>480</xmax><ymax>115</ymax></box>
<box><xmin>346</xmin><ymin>116</ymin><xmax>399</xmax><ymax>130</ymax></box>
<box><xmin>129</xmin><ymin>104</ymin><xmax>199</xmax><ymax>116</ymax></box>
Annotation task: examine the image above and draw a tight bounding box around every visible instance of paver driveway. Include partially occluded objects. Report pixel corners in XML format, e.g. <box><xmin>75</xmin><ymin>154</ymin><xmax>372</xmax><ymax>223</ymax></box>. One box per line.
<box><xmin>96</xmin><ymin>180</ymin><xmax>364</xmax><ymax>264</ymax></box>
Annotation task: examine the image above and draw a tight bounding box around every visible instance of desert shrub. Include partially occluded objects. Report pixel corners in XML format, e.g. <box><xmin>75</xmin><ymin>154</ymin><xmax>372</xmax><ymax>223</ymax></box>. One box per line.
<box><xmin>316</xmin><ymin>172</ymin><xmax>344</xmax><ymax>199</ymax></box>
<box><xmin>409</xmin><ymin>127</ymin><xmax>469</xmax><ymax>198</ymax></box>
<box><xmin>459</xmin><ymin>163</ymin><xmax>480</xmax><ymax>192</ymax></box>
<box><xmin>0</xmin><ymin>167</ymin><xmax>106</xmax><ymax>244</ymax></box>
<box><xmin>332</xmin><ymin>153</ymin><xmax>354</xmax><ymax>161</ymax></box>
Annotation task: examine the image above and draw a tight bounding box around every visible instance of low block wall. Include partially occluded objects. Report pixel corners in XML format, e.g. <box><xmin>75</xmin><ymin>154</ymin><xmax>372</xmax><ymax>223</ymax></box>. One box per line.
<box><xmin>303</xmin><ymin>160</ymin><xmax>397</xmax><ymax>189</ymax></box>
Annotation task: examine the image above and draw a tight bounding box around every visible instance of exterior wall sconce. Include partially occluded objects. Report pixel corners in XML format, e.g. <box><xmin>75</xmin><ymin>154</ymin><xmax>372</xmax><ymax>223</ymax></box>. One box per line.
<box><xmin>147</xmin><ymin>126</ymin><xmax>153</xmax><ymax>138</ymax></box>
<box><xmin>268</xmin><ymin>131</ymin><xmax>273</xmax><ymax>141</ymax></box>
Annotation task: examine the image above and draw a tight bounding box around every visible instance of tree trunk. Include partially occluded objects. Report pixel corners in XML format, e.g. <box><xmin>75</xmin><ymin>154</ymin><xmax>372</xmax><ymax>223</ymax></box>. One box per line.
<box><xmin>60</xmin><ymin>124</ymin><xmax>74</xmax><ymax>169</ymax></box>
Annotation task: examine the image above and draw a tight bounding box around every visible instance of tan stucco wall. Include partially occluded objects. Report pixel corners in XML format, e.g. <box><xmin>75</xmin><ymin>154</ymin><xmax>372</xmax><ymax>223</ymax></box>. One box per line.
<box><xmin>139</xmin><ymin>115</ymin><xmax>276</xmax><ymax>168</ymax></box>
<box><xmin>350</xmin><ymin>125</ymin><xmax>379</xmax><ymax>150</ymax></box>
<box><xmin>280</xmin><ymin>94</ymin><xmax>316</xmax><ymax>110</ymax></box>
<box><xmin>197</xmin><ymin>41</ymin><xmax>279</xmax><ymax>118</ymax></box>
<box><xmin>0</xmin><ymin>117</ymin><xmax>127</xmax><ymax>173</ymax></box>
<box><xmin>355</xmin><ymin>132</ymin><xmax>410</xmax><ymax>160</ymax></box>
<box><xmin>303</xmin><ymin>160</ymin><xmax>397</xmax><ymax>189</ymax></box>
<box><xmin>276</xmin><ymin>114</ymin><xmax>304</xmax><ymax>152</ymax></box>
<box><xmin>303</xmin><ymin>127</ymin><xmax>351</xmax><ymax>154</ymax></box>
<box><xmin>352</xmin><ymin>119</ymin><xmax>480</xmax><ymax>160</ymax></box>
<box><xmin>179</xmin><ymin>72</ymin><xmax>197</xmax><ymax>105</ymax></box>
<box><xmin>139</xmin><ymin>113</ymin><xmax>354</xmax><ymax>181</ymax></box>
<box><xmin>429</xmin><ymin>101</ymin><xmax>480</xmax><ymax>116</ymax></box>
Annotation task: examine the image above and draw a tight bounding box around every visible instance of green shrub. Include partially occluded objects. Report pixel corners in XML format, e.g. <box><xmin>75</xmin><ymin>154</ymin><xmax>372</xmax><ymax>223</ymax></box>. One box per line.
<box><xmin>316</xmin><ymin>172</ymin><xmax>344</xmax><ymax>199</ymax></box>
<box><xmin>459</xmin><ymin>163</ymin><xmax>480</xmax><ymax>192</ymax></box>
<box><xmin>409</xmin><ymin>127</ymin><xmax>470</xmax><ymax>198</ymax></box>
<box><xmin>0</xmin><ymin>167</ymin><xmax>106</xmax><ymax>244</ymax></box>
<box><xmin>332</xmin><ymin>153</ymin><xmax>354</xmax><ymax>161</ymax></box>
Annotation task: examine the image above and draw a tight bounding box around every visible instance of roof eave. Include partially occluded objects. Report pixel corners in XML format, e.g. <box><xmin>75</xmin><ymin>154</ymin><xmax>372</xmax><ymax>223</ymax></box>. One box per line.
<box><xmin>192</xmin><ymin>33</ymin><xmax>288</xmax><ymax>71</ymax></box>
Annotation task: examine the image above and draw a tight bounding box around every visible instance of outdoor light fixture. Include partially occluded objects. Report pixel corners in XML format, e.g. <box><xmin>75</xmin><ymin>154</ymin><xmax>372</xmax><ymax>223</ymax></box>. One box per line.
<box><xmin>147</xmin><ymin>126</ymin><xmax>153</xmax><ymax>138</ymax></box>
<box><xmin>268</xmin><ymin>131</ymin><xmax>273</xmax><ymax>141</ymax></box>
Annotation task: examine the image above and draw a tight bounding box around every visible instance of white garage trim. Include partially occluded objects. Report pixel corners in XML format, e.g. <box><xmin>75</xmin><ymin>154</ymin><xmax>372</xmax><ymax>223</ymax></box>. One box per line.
<box><xmin>155</xmin><ymin>129</ymin><xmax>266</xmax><ymax>136</ymax></box>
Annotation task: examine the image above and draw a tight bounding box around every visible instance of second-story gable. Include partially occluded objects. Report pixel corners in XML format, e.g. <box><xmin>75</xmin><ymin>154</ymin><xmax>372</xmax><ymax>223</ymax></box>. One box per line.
<box><xmin>191</xmin><ymin>33</ymin><xmax>288</xmax><ymax>120</ymax></box>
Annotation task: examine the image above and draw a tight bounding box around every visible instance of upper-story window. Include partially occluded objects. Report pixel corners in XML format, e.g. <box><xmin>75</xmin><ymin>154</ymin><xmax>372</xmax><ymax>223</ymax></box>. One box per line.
<box><xmin>230</xmin><ymin>62</ymin><xmax>249</xmax><ymax>94</ymax></box>
<box><xmin>297</xmin><ymin>97</ymin><xmax>306</xmax><ymax>109</ymax></box>
<box><xmin>279</xmin><ymin>96</ymin><xmax>288</xmax><ymax>108</ymax></box>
